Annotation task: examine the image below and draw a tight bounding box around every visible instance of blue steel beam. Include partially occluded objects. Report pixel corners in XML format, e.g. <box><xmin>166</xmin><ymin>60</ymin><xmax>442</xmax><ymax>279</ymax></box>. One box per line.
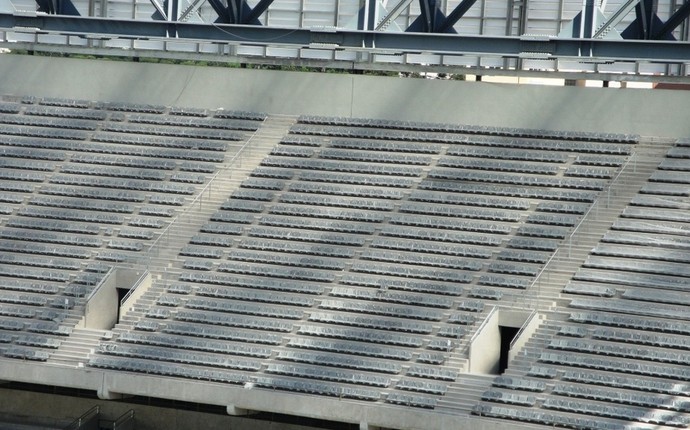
<box><xmin>0</xmin><ymin>13</ymin><xmax>689</xmax><ymax>62</ymax></box>
<box><xmin>653</xmin><ymin>0</ymin><xmax>690</xmax><ymax>39</ymax></box>
<box><xmin>436</xmin><ymin>0</ymin><xmax>479</xmax><ymax>33</ymax></box>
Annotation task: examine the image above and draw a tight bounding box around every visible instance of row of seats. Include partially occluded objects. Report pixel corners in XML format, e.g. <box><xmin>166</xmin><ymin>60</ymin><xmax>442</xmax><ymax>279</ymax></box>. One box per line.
<box><xmin>227</xmin><ymin>250</ymin><xmax>346</xmax><ymax>271</ymax></box>
<box><xmin>93</xmin><ymin>132</ymin><xmax>229</xmax><ymax>152</ymax></box>
<box><xmin>548</xmin><ymin>338</ymin><xmax>688</xmax><ymax>365</ymax></box>
<box><xmin>254</xmin><ymin>376</ymin><xmax>381</xmax><ymax>401</ymax></box>
<box><xmin>390</xmin><ymin>214</ymin><xmax>512</xmax><ymax>234</ymax></box>
<box><xmin>351</xmin><ymin>261</ymin><xmax>473</xmax><ymax>283</ymax></box>
<box><xmin>23</xmin><ymin>105</ymin><xmax>108</xmax><ymax>120</ymax></box>
<box><xmin>59</xmin><ymin>164</ymin><xmax>167</xmax><ymax>180</ymax></box>
<box><xmin>287</xmin><ymin>337</ymin><xmax>413</xmax><ymax>360</ymax></box>
<box><xmin>278</xmin><ymin>193</ymin><xmax>395</xmax><ymax>211</ymax></box>
<box><xmin>437</xmin><ymin>156</ymin><xmax>560</xmax><ymax>175</ymax></box>
<box><xmin>0</xmin><ymin>279</ymin><xmax>60</xmax><ymax>295</ymax></box>
<box><xmin>178</xmin><ymin>272</ymin><xmax>325</xmax><ymax>295</ymax></box>
<box><xmin>570</xmin><ymin>297</ymin><xmax>690</xmax><ymax>320</ymax></box>
<box><xmin>31</xmin><ymin>196</ymin><xmax>135</xmax><ymax>214</ymax></box>
<box><xmin>319</xmin><ymin>148</ymin><xmax>432</xmax><ymax>165</ymax></box>
<box><xmin>0</xmin><ymin>147</ymin><xmax>65</xmax><ymax>161</ymax></box>
<box><xmin>296</xmin><ymin>170</ymin><xmax>415</xmax><ymax>188</ymax></box>
<box><xmin>574</xmin><ymin>268</ymin><xmax>689</xmax><ymax>292</ymax></box>
<box><xmin>0</xmin><ymin>113</ymin><xmax>97</xmax><ymax>130</ymax></box>
<box><xmin>329</xmin><ymin>287</ymin><xmax>453</xmax><ymax>309</ymax></box>
<box><xmin>370</xmin><ymin>238</ymin><xmax>493</xmax><ymax>258</ymax></box>
<box><xmin>418</xmin><ymin>179</ymin><xmax>598</xmax><ymax>202</ymax></box>
<box><xmin>543</xmin><ymin>397</ymin><xmax>689</xmax><ymax>427</ymax></box>
<box><xmin>428</xmin><ymin>168</ymin><xmax>606</xmax><ymax>191</ymax></box>
<box><xmin>277</xmin><ymin>349</ymin><xmax>400</xmax><ymax>374</ymax></box>
<box><xmin>400</xmin><ymin>201</ymin><xmax>521</xmax><ymax>222</ymax></box>
<box><xmin>266</xmin><ymin>363</ymin><xmax>390</xmax><ymax>387</ymax></box>
<box><xmin>270</xmin><ymin>145</ymin><xmax>315</xmax><ymax>157</ymax></box>
<box><xmin>290</xmin><ymin>124</ymin><xmax>636</xmax><ymax>151</ymax></box>
<box><xmin>477</xmin><ymin>274</ymin><xmax>531</xmax><ymax>290</ymax></box>
<box><xmin>296</xmin><ymin>324</ymin><xmax>424</xmax><ymax>347</ymax></box>
<box><xmin>0</xmin><ymin>253</ymin><xmax>80</xmax><ymax>271</ymax></box>
<box><xmin>0</xmin><ymin>266</ymin><xmax>70</xmax><ymax>282</ymax></box>
<box><xmin>117</xmin><ymin>332</ymin><xmax>273</xmax><ymax>358</ymax></box>
<box><xmin>360</xmin><ymin>249</ymin><xmax>483</xmax><ymax>271</ymax></box>
<box><xmin>196</xmin><ymin>287</ymin><xmax>314</xmax><ymax>307</ymax></box>
<box><xmin>49</xmin><ymin>175</ymin><xmax>195</xmax><ymax>195</ymax></box>
<box><xmin>327</xmin><ymin>138</ymin><xmax>441</xmax><ymax>154</ymax></box>
<box><xmin>101</xmin><ymin>122</ymin><xmax>243</xmax><ymax>141</ymax></box>
<box><xmin>248</xmin><ymin>226</ymin><xmax>366</xmax><ymax>246</ymax></box>
<box><xmin>539</xmin><ymin>351</ymin><xmax>690</xmax><ymax>380</ymax></box>
<box><xmin>296</xmin><ymin>115</ymin><xmax>638</xmax><ymax>143</ymax></box>
<box><xmin>473</xmin><ymin>404</ymin><xmax>628</xmax><ymax>430</ymax></box>
<box><xmin>70</xmin><ymin>153</ymin><xmax>176</xmax><ymax>170</ymax></box>
<box><xmin>239</xmin><ymin>239</ymin><xmax>355</xmax><ymax>258</ymax></box>
<box><xmin>584</xmin><ymin>255</ymin><xmax>690</xmax><ymax>278</ymax></box>
<box><xmin>18</xmin><ymin>207</ymin><xmax>124</xmax><ymax>224</ymax></box>
<box><xmin>1</xmin><ymin>229</ymin><xmax>101</xmax><ymax>248</ymax></box>
<box><xmin>380</xmin><ymin>224</ymin><xmax>501</xmax><ymax>246</ymax></box>
<box><xmin>89</xmin><ymin>356</ymin><xmax>248</xmax><ymax>384</ymax></box>
<box><xmin>0</xmin><ymin>158</ymin><xmax>55</xmax><ymax>172</ymax></box>
<box><xmin>318</xmin><ymin>299</ymin><xmax>443</xmax><ymax>321</ymax></box>
<box><xmin>241</xmin><ymin>178</ymin><xmax>286</xmax><ymax>190</ymax></box>
<box><xmin>561</xmin><ymin>369</ymin><xmax>690</xmax><ymax>396</ymax></box>
<box><xmin>1</xmin><ymin>124</ymin><xmax>87</xmax><ymax>140</ymax></box>
<box><xmin>0</xmin><ymin>170</ymin><xmax>45</xmax><ymax>182</ymax></box>
<box><xmin>553</xmin><ymin>382</ymin><xmax>690</xmax><ymax>412</ymax></box>
<box><xmin>340</xmin><ymin>273</ymin><xmax>464</xmax><ymax>295</ymax></box>
<box><xmin>217</xmin><ymin>262</ymin><xmax>336</xmax><ymax>283</ymax></box>
<box><xmin>161</xmin><ymin>321</ymin><xmax>283</xmax><ymax>345</ymax></box>
<box><xmin>288</xmin><ymin>182</ymin><xmax>405</xmax><ymax>200</ymax></box>
<box><xmin>174</xmin><ymin>310</ymin><xmax>294</xmax><ymax>332</ymax></box>
<box><xmin>258</xmin><ymin>214</ymin><xmax>376</xmax><ymax>235</ymax></box>
<box><xmin>308</xmin><ymin>312</ymin><xmax>433</xmax><ymax>334</ymax></box>
<box><xmin>570</xmin><ymin>312</ymin><xmax>690</xmax><ymax>335</ymax></box>
<box><xmin>126</xmin><ymin>114</ymin><xmax>259</xmax><ymax>132</ymax></box>
<box><xmin>261</xmin><ymin>156</ymin><xmax>424</xmax><ymax>177</ymax></box>
<box><xmin>447</xmin><ymin>145</ymin><xmax>568</xmax><ymax>163</ymax></box>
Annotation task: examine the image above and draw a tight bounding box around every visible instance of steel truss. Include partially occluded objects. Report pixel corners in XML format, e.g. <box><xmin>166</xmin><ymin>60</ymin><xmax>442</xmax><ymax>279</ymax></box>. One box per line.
<box><xmin>1</xmin><ymin>0</ymin><xmax>690</xmax><ymax>78</ymax></box>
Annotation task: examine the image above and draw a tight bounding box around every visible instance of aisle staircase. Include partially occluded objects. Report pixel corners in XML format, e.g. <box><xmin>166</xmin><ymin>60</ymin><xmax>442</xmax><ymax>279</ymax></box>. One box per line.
<box><xmin>113</xmin><ymin>115</ymin><xmax>297</xmax><ymax>332</ymax></box>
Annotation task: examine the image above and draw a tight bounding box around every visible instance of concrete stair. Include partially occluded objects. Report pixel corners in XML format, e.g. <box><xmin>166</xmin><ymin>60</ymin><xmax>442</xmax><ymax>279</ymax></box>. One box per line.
<box><xmin>515</xmin><ymin>139</ymin><xmax>670</xmax><ymax>310</ymax></box>
<box><xmin>143</xmin><ymin>114</ymin><xmax>297</xmax><ymax>274</ymax></box>
<box><xmin>437</xmin><ymin>373</ymin><xmax>494</xmax><ymax>414</ymax></box>
<box><xmin>47</xmin><ymin>328</ymin><xmax>108</xmax><ymax>367</ymax></box>
<box><xmin>111</xmin><ymin>115</ymin><xmax>297</xmax><ymax>333</ymax></box>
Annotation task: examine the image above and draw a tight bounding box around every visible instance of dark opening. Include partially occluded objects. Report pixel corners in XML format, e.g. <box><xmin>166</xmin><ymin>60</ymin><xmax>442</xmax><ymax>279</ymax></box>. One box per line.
<box><xmin>116</xmin><ymin>288</ymin><xmax>129</xmax><ymax>324</ymax></box>
<box><xmin>498</xmin><ymin>326</ymin><xmax>520</xmax><ymax>374</ymax></box>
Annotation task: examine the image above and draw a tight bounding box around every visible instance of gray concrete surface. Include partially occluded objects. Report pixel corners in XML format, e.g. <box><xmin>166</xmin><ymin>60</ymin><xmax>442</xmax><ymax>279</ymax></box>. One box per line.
<box><xmin>0</xmin><ymin>55</ymin><xmax>688</xmax><ymax>138</ymax></box>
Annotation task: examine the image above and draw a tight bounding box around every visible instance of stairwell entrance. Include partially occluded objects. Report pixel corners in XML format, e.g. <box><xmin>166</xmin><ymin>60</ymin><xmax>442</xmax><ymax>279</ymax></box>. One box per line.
<box><xmin>81</xmin><ymin>269</ymin><xmax>150</xmax><ymax>330</ymax></box>
<box><xmin>468</xmin><ymin>308</ymin><xmax>541</xmax><ymax>375</ymax></box>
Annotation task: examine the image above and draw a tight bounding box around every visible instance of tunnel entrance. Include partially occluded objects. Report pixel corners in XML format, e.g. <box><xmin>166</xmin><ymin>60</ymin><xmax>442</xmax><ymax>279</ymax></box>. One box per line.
<box><xmin>468</xmin><ymin>308</ymin><xmax>540</xmax><ymax>375</ymax></box>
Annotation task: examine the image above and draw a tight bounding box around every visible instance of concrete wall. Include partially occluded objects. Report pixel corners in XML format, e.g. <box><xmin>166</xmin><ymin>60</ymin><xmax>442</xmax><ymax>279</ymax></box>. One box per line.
<box><xmin>81</xmin><ymin>269</ymin><xmax>148</xmax><ymax>330</ymax></box>
<box><xmin>468</xmin><ymin>308</ymin><xmax>501</xmax><ymax>375</ymax></box>
<box><xmin>0</xmin><ymin>55</ymin><xmax>690</xmax><ymax>137</ymax></box>
<box><xmin>82</xmin><ymin>270</ymin><xmax>119</xmax><ymax>330</ymax></box>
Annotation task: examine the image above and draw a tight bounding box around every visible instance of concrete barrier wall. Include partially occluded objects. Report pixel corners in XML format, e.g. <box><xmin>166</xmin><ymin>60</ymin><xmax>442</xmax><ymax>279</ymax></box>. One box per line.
<box><xmin>0</xmin><ymin>55</ymin><xmax>689</xmax><ymax>137</ymax></box>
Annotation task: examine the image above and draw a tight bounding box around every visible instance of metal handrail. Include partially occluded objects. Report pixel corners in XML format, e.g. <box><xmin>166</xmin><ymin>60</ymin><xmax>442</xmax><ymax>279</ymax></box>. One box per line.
<box><xmin>63</xmin><ymin>405</ymin><xmax>100</xmax><ymax>430</ymax></box>
<box><xmin>522</xmin><ymin>151</ymin><xmax>637</xmax><ymax>308</ymax></box>
<box><xmin>112</xmin><ymin>409</ymin><xmax>135</xmax><ymax>430</ymax></box>
<box><xmin>85</xmin><ymin>267</ymin><xmax>115</xmax><ymax>302</ymax></box>
<box><xmin>119</xmin><ymin>270</ymin><xmax>149</xmax><ymax>308</ymax></box>
<box><xmin>143</xmin><ymin>127</ymin><xmax>259</xmax><ymax>265</ymax></box>
<box><xmin>509</xmin><ymin>309</ymin><xmax>537</xmax><ymax>350</ymax></box>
